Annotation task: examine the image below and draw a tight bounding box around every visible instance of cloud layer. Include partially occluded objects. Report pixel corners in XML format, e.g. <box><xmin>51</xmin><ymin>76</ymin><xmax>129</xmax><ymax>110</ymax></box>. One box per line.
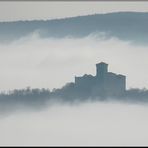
<box><xmin>1</xmin><ymin>101</ymin><xmax>148</xmax><ymax>146</ymax></box>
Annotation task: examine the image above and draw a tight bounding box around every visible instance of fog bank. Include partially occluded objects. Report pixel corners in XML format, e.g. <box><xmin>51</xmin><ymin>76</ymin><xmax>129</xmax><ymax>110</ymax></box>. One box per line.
<box><xmin>0</xmin><ymin>101</ymin><xmax>148</xmax><ymax>146</ymax></box>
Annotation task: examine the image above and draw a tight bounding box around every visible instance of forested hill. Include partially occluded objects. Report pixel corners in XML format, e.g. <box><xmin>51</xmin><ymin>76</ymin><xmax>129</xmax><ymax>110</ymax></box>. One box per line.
<box><xmin>0</xmin><ymin>12</ymin><xmax>148</xmax><ymax>44</ymax></box>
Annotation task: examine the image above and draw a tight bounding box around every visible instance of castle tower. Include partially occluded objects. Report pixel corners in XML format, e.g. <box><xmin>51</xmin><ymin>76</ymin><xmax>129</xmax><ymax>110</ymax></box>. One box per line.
<box><xmin>96</xmin><ymin>62</ymin><xmax>108</xmax><ymax>78</ymax></box>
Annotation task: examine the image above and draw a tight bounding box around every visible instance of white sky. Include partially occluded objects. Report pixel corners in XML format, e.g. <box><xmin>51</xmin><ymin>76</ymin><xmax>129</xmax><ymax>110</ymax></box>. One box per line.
<box><xmin>0</xmin><ymin>1</ymin><xmax>148</xmax><ymax>21</ymax></box>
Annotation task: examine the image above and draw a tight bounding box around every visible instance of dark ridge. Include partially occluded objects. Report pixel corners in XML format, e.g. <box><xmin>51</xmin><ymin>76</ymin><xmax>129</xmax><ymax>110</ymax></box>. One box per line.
<box><xmin>0</xmin><ymin>12</ymin><xmax>148</xmax><ymax>44</ymax></box>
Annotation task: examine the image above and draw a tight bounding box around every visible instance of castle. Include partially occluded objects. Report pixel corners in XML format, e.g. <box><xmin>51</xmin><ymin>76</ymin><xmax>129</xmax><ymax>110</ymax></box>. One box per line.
<box><xmin>74</xmin><ymin>62</ymin><xmax>126</xmax><ymax>98</ymax></box>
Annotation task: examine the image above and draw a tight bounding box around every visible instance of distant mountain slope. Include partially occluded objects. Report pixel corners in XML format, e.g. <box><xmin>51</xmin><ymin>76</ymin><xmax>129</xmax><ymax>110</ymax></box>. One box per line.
<box><xmin>0</xmin><ymin>12</ymin><xmax>148</xmax><ymax>44</ymax></box>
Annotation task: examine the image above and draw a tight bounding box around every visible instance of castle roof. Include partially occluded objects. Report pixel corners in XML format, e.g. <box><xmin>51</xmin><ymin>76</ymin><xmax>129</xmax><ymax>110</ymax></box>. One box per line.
<box><xmin>96</xmin><ymin>62</ymin><xmax>108</xmax><ymax>66</ymax></box>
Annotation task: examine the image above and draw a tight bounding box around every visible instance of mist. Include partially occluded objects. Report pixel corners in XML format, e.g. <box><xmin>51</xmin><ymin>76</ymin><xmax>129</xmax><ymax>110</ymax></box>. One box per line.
<box><xmin>0</xmin><ymin>31</ymin><xmax>148</xmax><ymax>92</ymax></box>
<box><xmin>0</xmin><ymin>101</ymin><xmax>148</xmax><ymax>146</ymax></box>
<box><xmin>0</xmin><ymin>30</ymin><xmax>148</xmax><ymax>146</ymax></box>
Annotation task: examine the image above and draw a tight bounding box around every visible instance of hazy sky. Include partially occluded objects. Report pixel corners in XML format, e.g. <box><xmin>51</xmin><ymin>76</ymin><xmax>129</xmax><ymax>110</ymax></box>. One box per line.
<box><xmin>0</xmin><ymin>1</ymin><xmax>148</xmax><ymax>21</ymax></box>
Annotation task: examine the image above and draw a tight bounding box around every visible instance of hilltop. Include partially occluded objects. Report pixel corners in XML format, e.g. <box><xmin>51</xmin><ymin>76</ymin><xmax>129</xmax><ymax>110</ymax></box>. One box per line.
<box><xmin>0</xmin><ymin>12</ymin><xmax>148</xmax><ymax>44</ymax></box>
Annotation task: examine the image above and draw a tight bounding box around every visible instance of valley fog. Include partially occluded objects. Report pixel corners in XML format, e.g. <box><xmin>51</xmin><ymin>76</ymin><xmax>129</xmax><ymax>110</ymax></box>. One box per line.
<box><xmin>0</xmin><ymin>101</ymin><xmax>148</xmax><ymax>146</ymax></box>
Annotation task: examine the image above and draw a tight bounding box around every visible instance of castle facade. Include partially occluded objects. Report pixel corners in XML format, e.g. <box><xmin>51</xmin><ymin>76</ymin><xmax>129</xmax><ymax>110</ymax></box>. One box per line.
<box><xmin>74</xmin><ymin>62</ymin><xmax>126</xmax><ymax>97</ymax></box>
